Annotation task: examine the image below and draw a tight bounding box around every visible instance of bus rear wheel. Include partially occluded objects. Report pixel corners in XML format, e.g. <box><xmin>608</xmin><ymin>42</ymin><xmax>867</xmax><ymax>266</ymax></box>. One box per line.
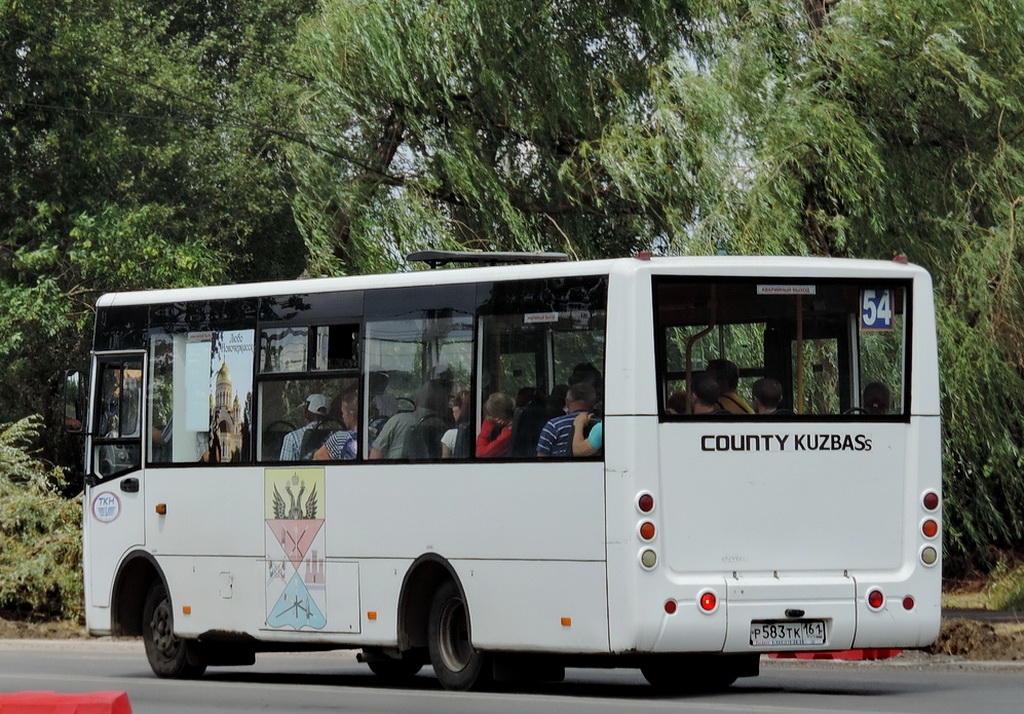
<box><xmin>427</xmin><ymin>580</ymin><xmax>491</xmax><ymax>690</ymax></box>
<box><xmin>142</xmin><ymin>582</ymin><xmax>206</xmax><ymax>679</ymax></box>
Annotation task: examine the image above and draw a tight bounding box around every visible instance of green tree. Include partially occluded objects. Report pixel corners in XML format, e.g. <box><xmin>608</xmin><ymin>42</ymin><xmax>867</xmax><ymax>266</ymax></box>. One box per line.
<box><xmin>661</xmin><ymin>0</ymin><xmax>1024</xmax><ymax>554</ymax></box>
<box><xmin>0</xmin><ymin>0</ymin><xmax>311</xmax><ymax>458</ymax></box>
<box><xmin>289</xmin><ymin>0</ymin><xmax>701</xmax><ymax>275</ymax></box>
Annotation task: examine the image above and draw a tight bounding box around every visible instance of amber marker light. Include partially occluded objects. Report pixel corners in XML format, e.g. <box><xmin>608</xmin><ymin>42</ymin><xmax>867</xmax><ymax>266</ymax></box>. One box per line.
<box><xmin>561</xmin><ymin>617</ymin><xmax>572</xmax><ymax>627</ymax></box>
<box><xmin>922</xmin><ymin>519</ymin><xmax>939</xmax><ymax>538</ymax></box>
<box><xmin>182</xmin><ymin>606</ymin><xmax>191</xmax><ymax>615</ymax></box>
<box><xmin>639</xmin><ymin>522</ymin><xmax>656</xmax><ymax>541</ymax></box>
<box><xmin>155</xmin><ymin>503</ymin><xmax>167</xmax><ymax>515</ymax></box>
<box><xmin>367</xmin><ymin>611</ymin><xmax>377</xmax><ymax>621</ymax></box>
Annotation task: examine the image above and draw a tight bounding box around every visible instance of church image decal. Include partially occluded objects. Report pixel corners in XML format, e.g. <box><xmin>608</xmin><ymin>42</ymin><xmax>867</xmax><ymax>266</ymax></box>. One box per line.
<box><xmin>204</xmin><ymin>329</ymin><xmax>254</xmax><ymax>463</ymax></box>
<box><xmin>265</xmin><ymin>467</ymin><xmax>328</xmax><ymax>630</ymax></box>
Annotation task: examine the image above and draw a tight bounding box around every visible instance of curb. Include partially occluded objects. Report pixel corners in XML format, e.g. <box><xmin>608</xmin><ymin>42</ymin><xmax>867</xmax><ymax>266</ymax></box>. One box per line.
<box><xmin>0</xmin><ymin>691</ymin><xmax>130</xmax><ymax>713</ymax></box>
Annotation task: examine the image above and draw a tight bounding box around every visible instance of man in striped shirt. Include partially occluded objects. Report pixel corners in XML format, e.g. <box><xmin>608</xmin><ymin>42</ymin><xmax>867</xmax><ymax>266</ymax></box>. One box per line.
<box><xmin>536</xmin><ymin>383</ymin><xmax>598</xmax><ymax>457</ymax></box>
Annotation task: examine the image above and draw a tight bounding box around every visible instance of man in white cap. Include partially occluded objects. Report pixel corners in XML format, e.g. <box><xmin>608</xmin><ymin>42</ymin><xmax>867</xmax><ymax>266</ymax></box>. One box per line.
<box><xmin>279</xmin><ymin>393</ymin><xmax>330</xmax><ymax>461</ymax></box>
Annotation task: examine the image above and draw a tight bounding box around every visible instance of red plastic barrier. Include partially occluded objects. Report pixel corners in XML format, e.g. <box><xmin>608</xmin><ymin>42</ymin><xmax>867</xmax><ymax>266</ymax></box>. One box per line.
<box><xmin>769</xmin><ymin>648</ymin><xmax>902</xmax><ymax>661</ymax></box>
<box><xmin>0</xmin><ymin>691</ymin><xmax>131</xmax><ymax>714</ymax></box>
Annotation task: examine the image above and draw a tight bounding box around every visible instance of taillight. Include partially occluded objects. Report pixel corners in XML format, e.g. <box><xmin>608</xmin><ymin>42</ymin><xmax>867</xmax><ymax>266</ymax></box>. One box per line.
<box><xmin>903</xmin><ymin>596</ymin><xmax>915</xmax><ymax>611</ymax></box>
<box><xmin>867</xmin><ymin>589</ymin><xmax>884</xmax><ymax>610</ymax></box>
<box><xmin>922</xmin><ymin>491</ymin><xmax>940</xmax><ymax>511</ymax></box>
<box><xmin>637</xmin><ymin>493</ymin><xmax>654</xmax><ymax>513</ymax></box>
<box><xmin>699</xmin><ymin>591</ymin><xmax>718</xmax><ymax>613</ymax></box>
<box><xmin>664</xmin><ymin>600</ymin><xmax>677</xmax><ymax>615</ymax></box>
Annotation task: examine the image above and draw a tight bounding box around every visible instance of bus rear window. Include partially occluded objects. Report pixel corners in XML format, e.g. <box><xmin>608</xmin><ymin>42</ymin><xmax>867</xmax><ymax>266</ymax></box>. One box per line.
<box><xmin>654</xmin><ymin>278</ymin><xmax>909</xmax><ymax>418</ymax></box>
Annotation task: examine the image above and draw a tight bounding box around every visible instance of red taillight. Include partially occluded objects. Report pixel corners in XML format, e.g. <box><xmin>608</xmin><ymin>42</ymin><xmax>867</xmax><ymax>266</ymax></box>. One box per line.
<box><xmin>664</xmin><ymin>600</ymin><xmax>677</xmax><ymax>615</ymax></box>
<box><xmin>923</xmin><ymin>491</ymin><xmax>940</xmax><ymax>511</ymax></box>
<box><xmin>922</xmin><ymin>519</ymin><xmax>938</xmax><ymax>538</ymax></box>
<box><xmin>699</xmin><ymin>591</ymin><xmax>717</xmax><ymax>612</ymax></box>
<box><xmin>903</xmin><ymin>596</ymin><xmax>915</xmax><ymax>611</ymax></box>
<box><xmin>639</xmin><ymin>522</ymin><xmax>656</xmax><ymax>540</ymax></box>
<box><xmin>867</xmin><ymin>589</ymin><xmax>884</xmax><ymax>609</ymax></box>
<box><xmin>638</xmin><ymin>493</ymin><xmax>655</xmax><ymax>513</ymax></box>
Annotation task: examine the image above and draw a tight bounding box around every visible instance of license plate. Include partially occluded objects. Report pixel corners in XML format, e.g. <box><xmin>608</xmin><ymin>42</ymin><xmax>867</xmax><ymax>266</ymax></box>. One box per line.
<box><xmin>750</xmin><ymin>620</ymin><xmax>826</xmax><ymax>647</ymax></box>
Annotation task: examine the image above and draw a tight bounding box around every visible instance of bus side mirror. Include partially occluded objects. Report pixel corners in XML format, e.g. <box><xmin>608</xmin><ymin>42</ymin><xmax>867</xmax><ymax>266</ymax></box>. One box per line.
<box><xmin>64</xmin><ymin>370</ymin><xmax>86</xmax><ymax>434</ymax></box>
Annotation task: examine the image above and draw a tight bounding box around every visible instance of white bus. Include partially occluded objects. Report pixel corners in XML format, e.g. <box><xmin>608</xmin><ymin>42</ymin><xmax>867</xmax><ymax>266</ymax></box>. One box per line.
<box><xmin>68</xmin><ymin>252</ymin><xmax>941</xmax><ymax>691</ymax></box>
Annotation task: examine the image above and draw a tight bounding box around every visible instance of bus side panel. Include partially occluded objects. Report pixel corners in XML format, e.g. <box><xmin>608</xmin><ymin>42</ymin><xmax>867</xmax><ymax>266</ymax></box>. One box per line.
<box><xmin>330</xmin><ymin>462</ymin><xmax>607</xmax><ymax>562</ymax></box>
<box><xmin>156</xmin><ymin>556</ymin><xmax>264</xmax><ymax>638</ymax></box>
<box><xmin>146</xmin><ymin>468</ymin><xmax>266</xmax><ymax>558</ymax></box>
<box><xmin>456</xmin><ymin>560</ymin><xmax>610</xmax><ymax>653</ymax></box>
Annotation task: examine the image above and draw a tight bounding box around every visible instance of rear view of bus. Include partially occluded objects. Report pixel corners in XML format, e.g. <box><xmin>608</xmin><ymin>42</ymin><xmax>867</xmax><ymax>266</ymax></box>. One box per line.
<box><xmin>605</xmin><ymin>256</ymin><xmax>941</xmax><ymax>687</ymax></box>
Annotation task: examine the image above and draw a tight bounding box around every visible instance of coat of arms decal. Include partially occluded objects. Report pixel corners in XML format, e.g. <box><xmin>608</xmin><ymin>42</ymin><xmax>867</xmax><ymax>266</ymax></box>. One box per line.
<box><xmin>264</xmin><ymin>467</ymin><xmax>327</xmax><ymax>630</ymax></box>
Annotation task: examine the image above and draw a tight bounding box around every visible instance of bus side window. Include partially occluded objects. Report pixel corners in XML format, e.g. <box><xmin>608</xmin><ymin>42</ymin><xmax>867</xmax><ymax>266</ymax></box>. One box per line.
<box><xmin>146</xmin><ymin>330</ymin><xmax>255</xmax><ymax>465</ymax></box>
<box><xmin>479</xmin><ymin>276</ymin><xmax>608</xmax><ymax>459</ymax></box>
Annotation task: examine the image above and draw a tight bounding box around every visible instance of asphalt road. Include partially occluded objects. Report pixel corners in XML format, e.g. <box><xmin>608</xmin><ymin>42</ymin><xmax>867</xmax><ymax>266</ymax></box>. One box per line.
<box><xmin>1</xmin><ymin>640</ymin><xmax>1023</xmax><ymax>714</ymax></box>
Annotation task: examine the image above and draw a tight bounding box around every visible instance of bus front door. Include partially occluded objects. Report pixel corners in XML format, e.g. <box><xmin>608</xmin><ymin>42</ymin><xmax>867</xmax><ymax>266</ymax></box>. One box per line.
<box><xmin>84</xmin><ymin>354</ymin><xmax>146</xmax><ymax>614</ymax></box>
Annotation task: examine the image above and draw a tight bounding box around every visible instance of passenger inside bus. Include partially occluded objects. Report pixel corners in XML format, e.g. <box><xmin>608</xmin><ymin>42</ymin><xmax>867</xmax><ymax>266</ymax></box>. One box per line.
<box><xmin>571</xmin><ymin>411</ymin><xmax>602</xmax><ymax>457</ymax></box>
<box><xmin>863</xmin><ymin>381</ymin><xmax>891</xmax><ymax>415</ymax></box>
<box><xmin>477</xmin><ymin>392</ymin><xmax>514</xmax><ymax>458</ymax></box>
<box><xmin>370</xmin><ymin>380</ymin><xmax>448</xmax><ymax>460</ymax></box>
<box><xmin>278</xmin><ymin>394</ymin><xmax>330</xmax><ymax>461</ymax></box>
<box><xmin>706</xmin><ymin>359</ymin><xmax>753</xmax><ymax>414</ymax></box>
<box><xmin>441</xmin><ymin>391</ymin><xmax>471</xmax><ymax>459</ymax></box>
<box><xmin>537</xmin><ymin>383</ymin><xmax>598</xmax><ymax>457</ymax></box>
<box><xmin>666</xmin><ymin>390</ymin><xmax>688</xmax><ymax>414</ymax></box>
<box><xmin>313</xmin><ymin>391</ymin><xmax>359</xmax><ymax>461</ymax></box>
<box><xmin>689</xmin><ymin>373</ymin><xmax>725</xmax><ymax>415</ymax></box>
<box><xmin>751</xmin><ymin>378</ymin><xmax>788</xmax><ymax>415</ymax></box>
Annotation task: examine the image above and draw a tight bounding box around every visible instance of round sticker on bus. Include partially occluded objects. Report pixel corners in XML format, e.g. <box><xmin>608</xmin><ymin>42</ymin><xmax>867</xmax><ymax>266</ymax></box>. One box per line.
<box><xmin>91</xmin><ymin>491</ymin><xmax>121</xmax><ymax>523</ymax></box>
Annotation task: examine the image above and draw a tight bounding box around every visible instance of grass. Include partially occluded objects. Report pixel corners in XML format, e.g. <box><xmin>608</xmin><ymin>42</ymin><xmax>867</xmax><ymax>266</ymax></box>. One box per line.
<box><xmin>942</xmin><ymin>561</ymin><xmax>1024</xmax><ymax>611</ymax></box>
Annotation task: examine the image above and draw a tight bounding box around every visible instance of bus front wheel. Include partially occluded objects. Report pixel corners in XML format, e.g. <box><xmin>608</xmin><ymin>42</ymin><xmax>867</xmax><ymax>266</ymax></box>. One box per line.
<box><xmin>427</xmin><ymin>580</ymin><xmax>491</xmax><ymax>690</ymax></box>
<box><xmin>142</xmin><ymin>582</ymin><xmax>206</xmax><ymax>679</ymax></box>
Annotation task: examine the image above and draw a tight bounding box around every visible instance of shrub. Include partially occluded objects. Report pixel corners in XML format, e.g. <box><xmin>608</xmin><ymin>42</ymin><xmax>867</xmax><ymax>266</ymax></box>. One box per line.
<box><xmin>0</xmin><ymin>416</ymin><xmax>83</xmax><ymax>620</ymax></box>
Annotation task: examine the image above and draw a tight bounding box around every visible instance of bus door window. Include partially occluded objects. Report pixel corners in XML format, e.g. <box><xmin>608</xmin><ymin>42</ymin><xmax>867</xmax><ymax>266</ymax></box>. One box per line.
<box><xmin>93</xmin><ymin>357</ymin><xmax>143</xmax><ymax>479</ymax></box>
<box><xmin>364</xmin><ymin>309</ymin><xmax>473</xmax><ymax>460</ymax></box>
<box><xmin>478</xmin><ymin>276</ymin><xmax>608</xmax><ymax>459</ymax></box>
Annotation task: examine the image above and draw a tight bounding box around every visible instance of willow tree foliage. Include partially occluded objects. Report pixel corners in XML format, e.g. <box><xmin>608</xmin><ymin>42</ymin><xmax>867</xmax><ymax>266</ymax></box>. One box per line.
<box><xmin>289</xmin><ymin>0</ymin><xmax>701</xmax><ymax>275</ymax></box>
<box><xmin>293</xmin><ymin>0</ymin><xmax>1024</xmax><ymax>555</ymax></box>
<box><xmin>660</xmin><ymin>0</ymin><xmax>1024</xmax><ymax>555</ymax></box>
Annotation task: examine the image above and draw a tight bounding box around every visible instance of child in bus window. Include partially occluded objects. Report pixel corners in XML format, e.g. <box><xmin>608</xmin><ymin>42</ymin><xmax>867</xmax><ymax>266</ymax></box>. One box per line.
<box><xmin>477</xmin><ymin>392</ymin><xmax>514</xmax><ymax>458</ymax></box>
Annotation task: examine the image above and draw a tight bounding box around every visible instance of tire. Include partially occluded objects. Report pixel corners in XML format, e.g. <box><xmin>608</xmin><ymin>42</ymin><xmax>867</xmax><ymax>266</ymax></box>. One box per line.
<box><xmin>641</xmin><ymin>656</ymin><xmax>737</xmax><ymax>692</ymax></box>
<box><xmin>427</xmin><ymin>580</ymin><xmax>491</xmax><ymax>690</ymax></box>
<box><xmin>142</xmin><ymin>582</ymin><xmax>206</xmax><ymax>679</ymax></box>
